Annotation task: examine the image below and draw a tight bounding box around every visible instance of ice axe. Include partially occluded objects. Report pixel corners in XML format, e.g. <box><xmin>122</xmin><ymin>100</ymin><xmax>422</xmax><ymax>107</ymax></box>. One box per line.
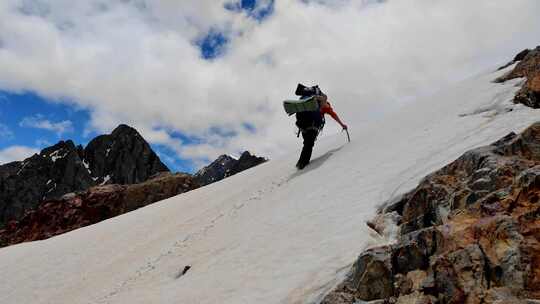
<box><xmin>342</xmin><ymin>128</ymin><xmax>350</xmax><ymax>142</ymax></box>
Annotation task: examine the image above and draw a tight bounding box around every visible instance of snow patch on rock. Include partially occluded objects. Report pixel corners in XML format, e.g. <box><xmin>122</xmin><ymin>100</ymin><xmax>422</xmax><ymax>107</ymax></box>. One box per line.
<box><xmin>48</xmin><ymin>149</ymin><xmax>68</xmax><ymax>162</ymax></box>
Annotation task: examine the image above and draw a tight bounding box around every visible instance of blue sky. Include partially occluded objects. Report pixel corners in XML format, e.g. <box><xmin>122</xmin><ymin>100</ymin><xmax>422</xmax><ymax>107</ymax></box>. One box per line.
<box><xmin>0</xmin><ymin>0</ymin><xmax>275</xmax><ymax>173</ymax></box>
<box><xmin>198</xmin><ymin>0</ymin><xmax>274</xmax><ymax>59</ymax></box>
<box><xmin>0</xmin><ymin>91</ymin><xmax>93</xmax><ymax>147</ymax></box>
<box><xmin>225</xmin><ymin>0</ymin><xmax>274</xmax><ymax>21</ymax></box>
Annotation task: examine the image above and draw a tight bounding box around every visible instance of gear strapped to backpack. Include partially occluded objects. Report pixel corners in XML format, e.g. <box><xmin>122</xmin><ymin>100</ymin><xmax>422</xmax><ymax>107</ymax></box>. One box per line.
<box><xmin>295</xmin><ymin>83</ymin><xmax>322</xmax><ymax>97</ymax></box>
<box><xmin>283</xmin><ymin>83</ymin><xmax>326</xmax><ymax>134</ymax></box>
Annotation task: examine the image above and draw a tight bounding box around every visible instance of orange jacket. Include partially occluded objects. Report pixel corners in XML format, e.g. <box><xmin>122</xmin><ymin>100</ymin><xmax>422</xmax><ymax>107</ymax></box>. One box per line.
<box><xmin>320</xmin><ymin>102</ymin><xmax>338</xmax><ymax>120</ymax></box>
<box><xmin>320</xmin><ymin>102</ymin><xmax>346</xmax><ymax>128</ymax></box>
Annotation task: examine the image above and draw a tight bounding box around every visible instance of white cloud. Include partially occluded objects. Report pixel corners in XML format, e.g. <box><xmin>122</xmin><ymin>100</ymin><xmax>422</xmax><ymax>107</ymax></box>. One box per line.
<box><xmin>19</xmin><ymin>114</ymin><xmax>73</xmax><ymax>136</ymax></box>
<box><xmin>0</xmin><ymin>123</ymin><xmax>14</xmax><ymax>140</ymax></box>
<box><xmin>0</xmin><ymin>0</ymin><xmax>539</xmax><ymax>162</ymax></box>
<box><xmin>0</xmin><ymin>145</ymin><xmax>39</xmax><ymax>164</ymax></box>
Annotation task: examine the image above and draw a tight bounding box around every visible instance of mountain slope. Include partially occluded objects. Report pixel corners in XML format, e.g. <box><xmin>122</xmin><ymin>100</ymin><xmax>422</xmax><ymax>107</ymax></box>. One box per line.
<box><xmin>0</xmin><ymin>66</ymin><xmax>538</xmax><ymax>304</ymax></box>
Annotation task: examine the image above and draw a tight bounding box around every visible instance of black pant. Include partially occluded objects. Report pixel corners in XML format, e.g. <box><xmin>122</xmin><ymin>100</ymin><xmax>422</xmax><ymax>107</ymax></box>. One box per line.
<box><xmin>297</xmin><ymin>129</ymin><xmax>318</xmax><ymax>169</ymax></box>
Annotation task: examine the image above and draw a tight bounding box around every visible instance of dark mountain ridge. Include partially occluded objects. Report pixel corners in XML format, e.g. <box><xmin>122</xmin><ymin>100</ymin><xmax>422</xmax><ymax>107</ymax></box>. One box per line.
<box><xmin>194</xmin><ymin>151</ymin><xmax>267</xmax><ymax>186</ymax></box>
<box><xmin>84</xmin><ymin>124</ymin><xmax>169</xmax><ymax>185</ymax></box>
<box><xmin>0</xmin><ymin>124</ymin><xmax>169</xmax><ymax>227</ymax></box>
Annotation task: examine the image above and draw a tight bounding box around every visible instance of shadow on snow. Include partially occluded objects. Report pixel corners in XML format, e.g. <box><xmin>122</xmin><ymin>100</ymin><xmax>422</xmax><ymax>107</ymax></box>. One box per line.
<box><xmin>287</xmin><ymin>145</ymin><xmax>345</xmax><ymax>182</ymax></box>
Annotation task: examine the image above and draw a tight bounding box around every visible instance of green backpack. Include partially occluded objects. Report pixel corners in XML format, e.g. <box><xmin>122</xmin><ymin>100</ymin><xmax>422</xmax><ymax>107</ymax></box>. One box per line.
<box><xmin>283</xmin><ymin>96</ymin><xmax>320</xmax><ymax>116</ymax></box>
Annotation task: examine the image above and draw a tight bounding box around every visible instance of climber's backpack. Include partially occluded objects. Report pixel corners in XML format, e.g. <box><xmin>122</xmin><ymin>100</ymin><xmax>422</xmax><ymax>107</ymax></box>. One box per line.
<box><xmin>295</xmin><ymin>107</ymin><xmax>325</xmax><ymax>131</ymax></box>
<box><xmin>283</xmin><ymin>84</ymin><xmax>324</xmax><ymax>115</ymax></box>
<box><xmin>283</xmin><ymin>83</ymin><xmax>325</xmax><ymax>132</ymax></box>
<box><xmin>283</xmin><ymin>96</ymin><xmax>319</xmax><ymax>115</ymax></box>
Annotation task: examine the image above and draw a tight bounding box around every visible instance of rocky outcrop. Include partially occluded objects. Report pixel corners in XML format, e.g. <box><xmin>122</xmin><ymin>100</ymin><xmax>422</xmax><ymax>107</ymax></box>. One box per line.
<box><xmin>496</xmin><ymin>49</ymin><xmax>531</xmax><ymax>71</ymax></box>
<box><xmin>0</xmin><ymin>172</ymin><xmax>198</xmax><ymax>247</ymax></box>
<box><xmin>194</xmin><ymin>151</ymin><xmax>267</xmax><ymax>186</ymax></box>
<box><xmin>321</xmin><ymin>122</ymin><xmax>540</xmax><ymax>304</ymax></box>
<box><xmin>0</xmin><ymin>124</ymin><xmax>169</xmax><ymax>228</ymax></box>
<box><xmin>496</xmin><ymin>46</ymin><xmax>540</xmax><ymax>108</ymax></box>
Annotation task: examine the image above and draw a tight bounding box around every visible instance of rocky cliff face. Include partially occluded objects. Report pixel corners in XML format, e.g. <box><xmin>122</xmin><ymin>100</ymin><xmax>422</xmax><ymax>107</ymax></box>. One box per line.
<box><xmin>321</xmin><ymin>122</ymin><xmax>540</xmax><ymax>304</ymax></box>
<box><xmin>0</xmin><ymin>124</ymin><xmax>169</xmax><ymax>227</ymax></box>
<box><xmin>496</xmin><ymin>46</ymin><xmax>540</xmax><ymax>109</ymax></box>
<box><xmin>194</xmin><ymin>151</ymin><xmax>267</xmax><ymax>186</ymax></box>
<box><xmin>0</xmin><ymin>172</ymin><xmax>198</xmax><ymax>247</ymax></box>
<box><xmin>0</xmin><ymin>140</ymin><xmax>94</xmax><ymax>227</ymax></box>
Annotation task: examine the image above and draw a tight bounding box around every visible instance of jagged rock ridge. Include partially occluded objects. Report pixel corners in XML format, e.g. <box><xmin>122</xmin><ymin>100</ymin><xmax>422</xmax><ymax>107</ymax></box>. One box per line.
<box><xmin>321</xmin><ymin>121</ymin><xmax>540</xmax><ymax>304</ymax></box>
<box><xmin>84</xmin><ymin>124</ymin><xmax>169</xmax><ymax>185</ymax></box>
<box><xmin>496</xmin><ymin>46</ymin><xmax>540</xmax><ymax>109</ymax></box>
<box><xmin>0</xmin><ymin>124</ymin><xmax>169</xmax><ymax>227</ymax></box>
<box><xmin>194</xmin><ymin>151</ymin><xmax>267</xmax><ymax>186</ymax></box>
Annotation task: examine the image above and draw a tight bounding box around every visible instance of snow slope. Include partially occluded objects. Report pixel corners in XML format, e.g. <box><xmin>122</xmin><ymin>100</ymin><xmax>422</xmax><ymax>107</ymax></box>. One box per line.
<box><xmin>0</xmin><ymin>66</ymin><xmax>538</xmax><ymax>304</ymax></box>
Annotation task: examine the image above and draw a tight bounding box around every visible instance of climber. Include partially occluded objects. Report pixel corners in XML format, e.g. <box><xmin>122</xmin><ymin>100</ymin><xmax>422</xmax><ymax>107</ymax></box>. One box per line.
<box><xmin>292</xmin><ymin>84</ymin><xmax>348</xmax><ymax>169</ymax></box>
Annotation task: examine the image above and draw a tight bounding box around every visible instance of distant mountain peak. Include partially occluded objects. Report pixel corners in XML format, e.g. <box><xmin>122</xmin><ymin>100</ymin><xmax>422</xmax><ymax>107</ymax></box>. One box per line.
<box><xmin>111</xmin><ymin>124</ymin><xmax>140</xmax><ymax>137</ymax></box>
<box><xmin>84</xmin><ymin>124</ymin><xmax>169</xmax><ymax>185</ymax></box>
<box><xmin>40</xmin><ymin>139</ymin><xmax>75</xmax><ymax>154</ymax></box>
<box><xmin>194</xmin><ymin>151</ymin><xmax>266</xmax><ymax>186</ymax></box>
<box><xmin>0</xmin><ymin>124</ymin><xmax>169</xmax><ymax>228</ymax></box>
<box><xmin>214</xmin><ymin>154</ymin><xmax>237</xmax><ymax>166</ymax></box>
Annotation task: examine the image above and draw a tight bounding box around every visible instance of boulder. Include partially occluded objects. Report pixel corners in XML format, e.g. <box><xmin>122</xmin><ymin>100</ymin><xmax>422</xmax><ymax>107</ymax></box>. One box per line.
<box><xmin>344</xmin><ymin>246</ymin><xmax>395</xmax><ymax>301</ymax></box>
